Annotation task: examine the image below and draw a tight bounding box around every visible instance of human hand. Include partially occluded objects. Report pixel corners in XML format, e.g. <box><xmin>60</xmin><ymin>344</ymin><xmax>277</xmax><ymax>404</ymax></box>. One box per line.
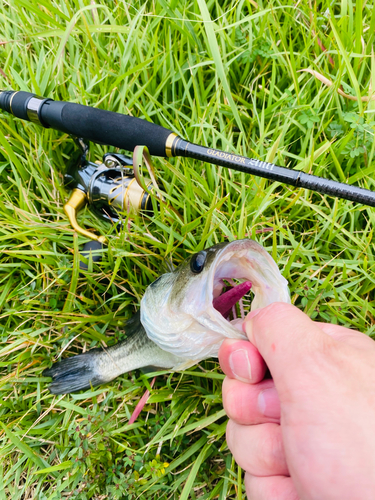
<box><xmin>219</xmin><ymin>302</ymin><xmax>375</xmax><ymax>500</ymax></box>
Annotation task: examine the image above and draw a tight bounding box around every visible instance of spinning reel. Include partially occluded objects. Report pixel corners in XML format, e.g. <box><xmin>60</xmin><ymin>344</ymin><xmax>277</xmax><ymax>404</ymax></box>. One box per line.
<box><xmin>62</xmin><ymin>140</ymin><xmax>160</xmax><ymax>268</ymax></box>
<box><xmin>63</xmin><ymin>140</ymin><xmax>159</xmax><ymax>246</ymax></box>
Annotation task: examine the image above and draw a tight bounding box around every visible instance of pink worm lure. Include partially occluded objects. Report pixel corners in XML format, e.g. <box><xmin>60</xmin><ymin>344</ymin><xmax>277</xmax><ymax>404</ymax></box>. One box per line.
<box><xmin>212</xmin><ymin>281</ymin><xmax>252</xmax><ymax>318</ymax></box>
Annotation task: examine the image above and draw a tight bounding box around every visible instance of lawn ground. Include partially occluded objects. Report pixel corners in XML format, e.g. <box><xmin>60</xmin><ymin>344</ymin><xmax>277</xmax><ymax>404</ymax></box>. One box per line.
<box><xmin>0</xmin><ymin>0</ymin><xmax>374</xmax><ymax>498</ymax></box>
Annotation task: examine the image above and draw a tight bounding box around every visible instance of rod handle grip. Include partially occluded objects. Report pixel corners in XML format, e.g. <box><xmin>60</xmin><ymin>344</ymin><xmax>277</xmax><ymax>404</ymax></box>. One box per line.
<box><xmin>0</xmin><ymin>90</ymin><xmax>175</xmax><ymax>156</ymax></box>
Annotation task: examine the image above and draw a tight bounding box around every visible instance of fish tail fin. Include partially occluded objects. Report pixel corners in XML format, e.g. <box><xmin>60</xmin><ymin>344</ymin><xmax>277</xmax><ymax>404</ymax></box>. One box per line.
<box><xmin>43</xmin><ymin>348</ymin><xmax>110</xmax><ymax>394</ymax></box>
<box><xmin>43</xmin><ymin>315</ymin><xmax>181</xmax><ymax>394</ymax></box>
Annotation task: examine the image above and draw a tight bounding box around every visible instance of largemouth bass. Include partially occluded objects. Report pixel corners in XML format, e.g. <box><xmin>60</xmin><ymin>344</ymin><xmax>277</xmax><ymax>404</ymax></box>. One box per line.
<box><xmin>44</xmin><ymin>239</ymin><xmax>290</xmax><ymax>394</ymax></box>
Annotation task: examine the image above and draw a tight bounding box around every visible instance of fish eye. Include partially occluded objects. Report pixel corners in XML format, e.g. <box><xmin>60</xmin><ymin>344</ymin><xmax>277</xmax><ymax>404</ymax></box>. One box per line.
<box><xmin>190</xmin><ymin>251</ymin><xmax>207</xmax><ymax>274</ymax></box>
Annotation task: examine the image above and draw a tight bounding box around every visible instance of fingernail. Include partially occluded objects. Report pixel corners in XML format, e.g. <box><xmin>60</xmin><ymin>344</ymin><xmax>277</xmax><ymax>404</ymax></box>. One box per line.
<box><xmin>228</xmin><ymin>349</ymin><xmax>252</xmax><ymax>383</ymax></box>
<box><xmin>258</xmin><ymin>387</ymin><xmax>280</xmax><ymax>419</ymax></box>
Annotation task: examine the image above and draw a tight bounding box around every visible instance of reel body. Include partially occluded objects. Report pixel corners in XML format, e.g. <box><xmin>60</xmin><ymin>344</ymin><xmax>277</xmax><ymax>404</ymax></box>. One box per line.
<box><xmin>64</xmin><ymin>147</ymin><xmax>154</xmax><ymax>243</ymax></box>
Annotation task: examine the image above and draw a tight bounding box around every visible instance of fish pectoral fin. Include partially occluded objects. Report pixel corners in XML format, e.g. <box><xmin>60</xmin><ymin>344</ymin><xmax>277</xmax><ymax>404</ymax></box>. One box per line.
<box><xmin>140</xmin><ymin>358</ymin><xmax>198</xmax><ymax>374</ymax></box>
<box><xmin>172</xmin><ymin>359</ymin><xmax>199</xmax><ymax>371</ymax></box>
<box><xmin>140</xmin><ymin>365</ymin><xmax>170</xmax><ymax>374</ymax></box>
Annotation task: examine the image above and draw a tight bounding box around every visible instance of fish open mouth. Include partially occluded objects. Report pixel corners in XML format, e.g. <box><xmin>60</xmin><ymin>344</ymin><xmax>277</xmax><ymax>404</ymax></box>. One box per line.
<box><xmin>208</xmin><ymin>243</ymin><xmax>261</xmax><ymax>324</ymax></box>
<box><xmin>206</xmin><ymin>238</ymin><xmax>290</xmax><ymax>328</ymax></box>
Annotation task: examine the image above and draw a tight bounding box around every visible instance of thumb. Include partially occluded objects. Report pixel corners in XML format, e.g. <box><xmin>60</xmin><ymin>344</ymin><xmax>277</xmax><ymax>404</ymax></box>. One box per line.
<box><xmin>244</xmin><ymin>302</ymin><xmax>334</xmax><ymax>392</ymax></box>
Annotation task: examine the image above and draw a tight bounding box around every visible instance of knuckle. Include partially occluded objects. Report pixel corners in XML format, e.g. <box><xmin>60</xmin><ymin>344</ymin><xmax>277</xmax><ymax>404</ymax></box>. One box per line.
<box><xmin>245</xmin><ymin>474</ymin><xmax>298</xmax><ymax>500</ymax></box>
<box><xmin>222</xmin><ymin>378</ymin><xmax>247</xmax><ymax>422</ymax></box>
<box><xmin>266</xmin><ymin>301</ymin><xmax>295</xmax><ymax>315</ymax></box>
<box><xmin>228</xmin><ymin>423</ymin><xmax>286</xmax><ymax>476</ymax></box>
<box><xmin>259</xmin><ymin>424</ymin><xmax>285</xmax><ymax>473</ymax></box>
<box><xmin>262</xmin><ymin>301</ymin><xmax>296</xmax><ymax>319</ymax></box>
<box><xmin>225</xmin><ymin>419</ymin><xmax>236</xmax><ymax>453</ymax></box>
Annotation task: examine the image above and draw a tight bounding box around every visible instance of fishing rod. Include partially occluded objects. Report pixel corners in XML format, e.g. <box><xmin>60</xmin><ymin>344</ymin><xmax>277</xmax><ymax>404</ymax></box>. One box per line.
<box><xmin>1</xmin><ymin>89</ymin><xmax>375</xmax><ymax>208</ymax></box>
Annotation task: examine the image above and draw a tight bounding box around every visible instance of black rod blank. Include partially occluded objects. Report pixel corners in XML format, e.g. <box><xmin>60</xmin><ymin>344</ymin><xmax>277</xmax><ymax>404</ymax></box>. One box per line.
<box><xmin>175</xmin><ymin>139</ymin><xmax>375</xmax><ymax>207</ymax></box>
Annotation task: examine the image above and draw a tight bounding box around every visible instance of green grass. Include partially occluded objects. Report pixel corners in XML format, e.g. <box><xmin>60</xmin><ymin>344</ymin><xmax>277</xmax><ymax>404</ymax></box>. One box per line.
<box><xmin>0</xmin><ymin>0</ymin><xmax>374</xmax><ymax>498</ymax></box>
